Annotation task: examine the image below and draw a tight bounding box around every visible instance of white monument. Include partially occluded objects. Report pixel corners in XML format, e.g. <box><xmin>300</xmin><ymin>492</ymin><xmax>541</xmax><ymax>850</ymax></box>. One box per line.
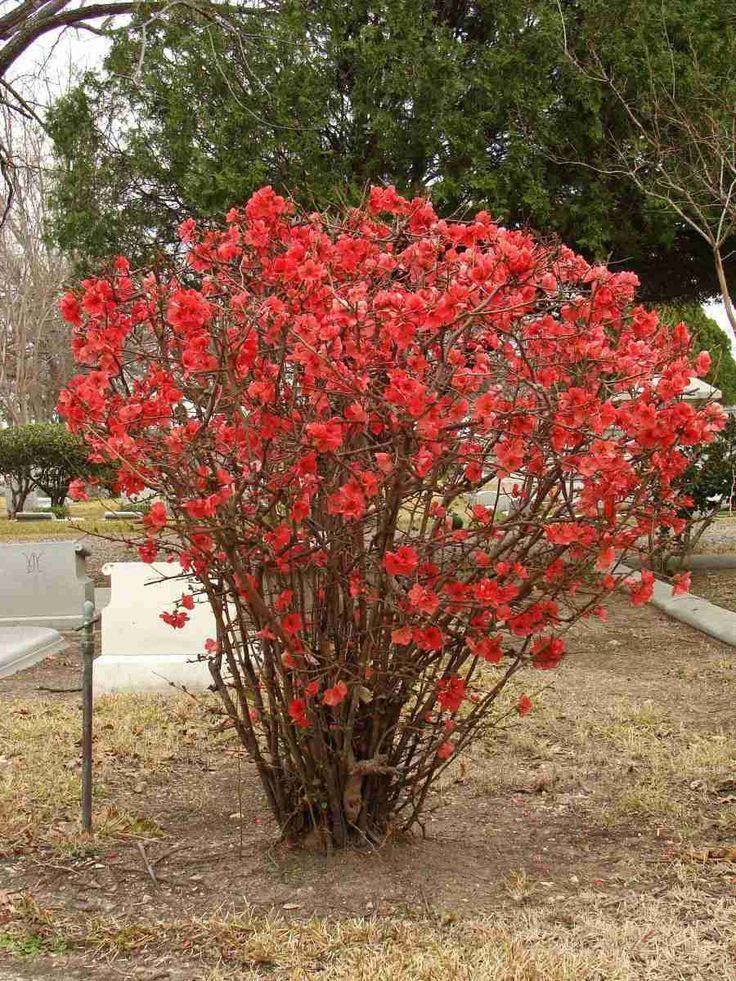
<box><xmin>0</xmin><ymin>626</ymin><xmax>66</xmax><ymax>678</ymax></box>
<box><xmin>94</xmin><ymin>562</ymin><xmax>215</xmax><ymax>695</ymax></box>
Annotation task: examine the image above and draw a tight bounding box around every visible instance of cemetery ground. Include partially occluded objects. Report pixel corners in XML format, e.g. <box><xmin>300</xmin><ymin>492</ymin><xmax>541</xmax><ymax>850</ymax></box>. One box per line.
<box><xmin>1</xmin><ymin>586</ymin><xmax>735</xmax><ymax>979</ymax></box>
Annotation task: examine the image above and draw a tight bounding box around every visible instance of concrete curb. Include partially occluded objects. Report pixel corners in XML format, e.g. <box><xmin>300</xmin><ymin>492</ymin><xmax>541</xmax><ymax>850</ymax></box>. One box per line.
<box><xmin>627</xmin><ymin>552</ymin><xmax>736</xmax><ymax>572</ymax></box>
<box><xmin>675</xmin><ymin>553</ymin><xmax>736</xmax><ymax>570</ymax></box>
<box><xmin>638</xmin><ymin>571</ymin><xmax>736</xmax><ymax>648</ymax></box>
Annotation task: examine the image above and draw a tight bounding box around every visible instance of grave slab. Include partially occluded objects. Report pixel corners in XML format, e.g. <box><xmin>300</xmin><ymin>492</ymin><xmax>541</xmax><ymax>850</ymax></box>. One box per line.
<box><xmin>0</xmin><ymin>541</ymin><xmax>94</xmax><ymax>629</ymax></box>
<box><xmin>0</xmin><ymin>626</ymin><xmax>67</xmax><ymax>678</ymax></box>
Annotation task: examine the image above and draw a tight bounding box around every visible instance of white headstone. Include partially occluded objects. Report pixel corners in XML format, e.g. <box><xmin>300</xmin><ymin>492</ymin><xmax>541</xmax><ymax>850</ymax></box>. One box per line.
<box><xmin>0</xmin><ymin>541</ymin><xmax>94</xmax><ymax>629</ymax></box>
<box><xmin>94</xmin><ymin>562</ymin><xmax>215</xmax><ymax>695</ymax></box>
<box><xmin>0</xmin><ymin>626</ymin><xmax>67</xmax><ymax>678</ymax></box>
<box><xmin>23</xmin><ymin>488</ymin><xmax>40</xmax><ymax>510</ymax></box>
<box><xmin>469</xmin><ymin>478</ymin><xmax>516</xmax><ymax>514</ymax></box>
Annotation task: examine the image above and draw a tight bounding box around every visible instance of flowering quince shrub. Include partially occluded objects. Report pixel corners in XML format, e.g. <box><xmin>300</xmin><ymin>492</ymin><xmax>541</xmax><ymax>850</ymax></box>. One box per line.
<box><xmin>58</xmin><ymin>185</ymin><xmax>724</xmax><ymax>846</ymax></box>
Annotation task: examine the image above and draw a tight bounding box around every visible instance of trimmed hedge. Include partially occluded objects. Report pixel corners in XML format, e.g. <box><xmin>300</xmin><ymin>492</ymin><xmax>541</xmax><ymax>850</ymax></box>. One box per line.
<box><xmin>0</xmin><ymin>423</ymin><xmax>93</xmax><ymax>517</ymax></box>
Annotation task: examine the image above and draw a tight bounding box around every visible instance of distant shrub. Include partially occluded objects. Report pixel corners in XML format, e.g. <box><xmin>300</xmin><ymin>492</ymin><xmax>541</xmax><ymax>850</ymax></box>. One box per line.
<box><xmin>0</xmin><ymin>423</ymin><xmax>92</xmax><ymax>517</ymax></box>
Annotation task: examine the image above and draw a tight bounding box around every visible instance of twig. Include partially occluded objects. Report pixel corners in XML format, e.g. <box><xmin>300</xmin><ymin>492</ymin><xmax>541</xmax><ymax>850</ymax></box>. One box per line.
<box><xmin>35</xmin><ymin>685</ymin><xmax>82</xmax><ymax>693</ymax></box>
<box><xmin>151</xmin><ymin>842</ymin><xmax>184</xmax><ymax>867</ymax></box>
<box><xmin>136</xmin><ymin>841</ymin><xmax>158</xmax><ymax>888</ymax></box>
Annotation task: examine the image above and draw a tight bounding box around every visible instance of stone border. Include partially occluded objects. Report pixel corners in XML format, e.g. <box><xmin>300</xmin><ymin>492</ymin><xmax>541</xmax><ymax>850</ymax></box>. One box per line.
<box><xmin>676</xmin><ymin>553</ymin><xmax>736</xmax><ymax>570</ymax></box>
<box><xmin>647</xmin><ymin>575</ymin><xmax>736</xmax><ymax>647</ymax></box>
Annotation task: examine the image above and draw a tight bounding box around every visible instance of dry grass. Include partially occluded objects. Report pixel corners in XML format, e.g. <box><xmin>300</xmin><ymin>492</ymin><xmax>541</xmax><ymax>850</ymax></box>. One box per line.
<box><xmin>480</xmin><ymin>667</ymin><xmax>736</xmax><ymax>840</ymax></box>
<box><xmin>2</xmin><ymin>609</ymin><xmax>736</xmax><ymax>977</ymax></box>
<box><xmin>0</xmin><ymin>694</ymin><xmax>216</xmax><ymax>854</ymax></box>
<box><xmin>2</xmin><ymin>885</ymin><xmax>734</xmax><ymax>979</ymax></box>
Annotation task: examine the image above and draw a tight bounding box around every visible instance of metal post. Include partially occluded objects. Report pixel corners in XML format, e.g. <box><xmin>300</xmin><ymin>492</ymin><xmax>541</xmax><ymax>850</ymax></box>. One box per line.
<box><xmin>81</xmin><ymin>599</ymin><xmax>95</xmax><ymax>834</ymax></box>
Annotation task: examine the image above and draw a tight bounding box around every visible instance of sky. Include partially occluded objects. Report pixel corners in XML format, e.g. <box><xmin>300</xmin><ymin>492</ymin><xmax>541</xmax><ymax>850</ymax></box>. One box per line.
<box><xmin>5</xmin><ymin>12</ymin><xmax>735</xmax><ymax>350</ymax></box>
<box><xmin>703</xmin><ymin>300</ymin><xmax>734</xmax><ymax>347</ymax></box>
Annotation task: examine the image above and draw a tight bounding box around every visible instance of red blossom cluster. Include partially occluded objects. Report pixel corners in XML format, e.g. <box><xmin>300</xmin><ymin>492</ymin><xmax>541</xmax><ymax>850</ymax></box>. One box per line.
<box><xmin>58</xmin><ymin>184</ymin><xmax>722</xmax><ymax>845</ymax></box>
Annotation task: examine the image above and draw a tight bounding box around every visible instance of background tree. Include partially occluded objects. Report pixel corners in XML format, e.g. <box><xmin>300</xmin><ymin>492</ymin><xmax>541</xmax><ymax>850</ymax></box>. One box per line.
<box><xmin>47</xmin><ymin>0</ymin><xmax>728</xmax><ymax>304</ymax></box>
<box><xmin>0</xmin><ymin>108</ymin><xmax>74</xmax><ymax>425</ymax></box>
<box><xmin>0</xmin><ymin>0</ymin><xmax>275</xmax><ymax>218</ymax></box>
<box><xmin>659</xmin><ymin>305</ymin><xmax>736</xmax><ymax>405</ymax></box>
<box><xmin>558</xmin><ymin>0</ymin><xmax>736</xmax><ymax>332</ymax></box>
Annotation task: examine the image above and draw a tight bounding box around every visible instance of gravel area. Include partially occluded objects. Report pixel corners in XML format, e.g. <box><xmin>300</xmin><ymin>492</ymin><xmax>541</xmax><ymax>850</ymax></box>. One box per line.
<box><xmin>695</xmin><ymin>516</ymin><xmax>736</xmax><ymax>554</ymax></box>
<box><xmin>77</xmin><ymin>534</ymin><xmax>136</xmax><ymax>586</ymax></box>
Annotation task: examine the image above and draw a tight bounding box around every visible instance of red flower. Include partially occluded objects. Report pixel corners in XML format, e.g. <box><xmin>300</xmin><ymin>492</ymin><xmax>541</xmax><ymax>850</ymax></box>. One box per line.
<box><xmin>383</xmin><ymin>546</ymin><xmax>419</xmax><ymax>576</ymax></box>
<box><xmin>138</xmin><ymin>540</ymin><xmax>158</xmax><ymax>563</ymax></box>
<box><xmin>68</xmin><ymin>478</ymin><xmax>88</xmax><ymax>501</ymax></box>
<box><xmin>391</xmin><ymin>626</ymin><xmax>413</xmax><ymax>645</ymax></box>
<box><xmin>181</xmin><ymin>593</ymin><xmax>195</xmax><ymax>610</ymax></box>
<box><xmin>466</xmin><ymin>634</ymin><xmax>502</xmax><ymax>664</ymax></box>
<box><xmin>517</xmin><ymin>693</ymin><xmax>533</xmax><ymax>717</ymax></box>
<box><xmin>345</xmin><ymin>401</ymin><xmax>368</xmax><ymax>424</ymax></box>
<box><xmin>306</xmin><ymin>419</ymin><xmax>343</xmax><ymax>452</ymax></box>
<box><xmin>322</xmin><ymin>680</ymin><xmax>348</xmax><ymax>707</ymax></box>
<box><xmin>166</xmin><ymin>289</ymin><xmax>212</xmax><ymax>332</ymax></box>
<box><xmin>160</xmin><ymin>610</ymin><xmax>189</xmax><ymax>629</ymax></box>
<box><xmin>408</xmin><ymin>584</ymin><xmax>440</xmax><ymax>615</ymax></box>
<box><xmin>289</xmin><ymin>698</ymin><xmax>309</xmax><ymax>729</ymax></box>
<box><xmin>671</xmin><ymin>572</ymin><xmax>691</xmax><ymax>597</ymax></box>
<box><xmin>531</xmin><ymin>637</ymin><xmax>564</xmax><ymax>670</ymax></box>
<box><xmin>627</xmin><ymin>569</ymin><xmax>654</xmax><ymax>607</ymax></box>
<box><xmin>414</xmin><ymin>626</ymin><xmax>444</xmax><ymax>651</ymax></box>
<box><xmin>178</xmin><ymin>217</ymin><xmax>197</xmax><ymax>243</ymax></box>
<box><xmin>81</xmin><ymin>279</ymin><xmax>114</xmax><ymax>317</ymax></box>
<box><xmin>280</xmin><ymin>613</ymin><xmax>303</xmax><ymax>635</ymax></box>
<box><xmin>414</xmin><ymin>448</ymin><xmax>434</xmax><ymax>477</ymax></box>
<box><xmin>694</xmin><ymin>350</ymin><xmax>711</xmax><ymax>376</ymax></box>
<box><xmin>143</xmin><ymin>501</ymin><xmax>168</xmax><ymax>533</ymax></box>
<box><xmin>327</xmin><ymin>480</ymin><xmax>366</xmax><ymax>520</ymax></box>
<box><xmin>436</xmin><ymin>676</ymin><xmax>466</xmax><ymax>713</ymax></box>
<box><xmin>436</xmin><ymin>740</ymin><xmax>455</xmax><ymax>760</ymax></box>
<box><xmin>59</xmin><ymin>292</ymin><xmax>82</xmax><ymax>326</ymax></box>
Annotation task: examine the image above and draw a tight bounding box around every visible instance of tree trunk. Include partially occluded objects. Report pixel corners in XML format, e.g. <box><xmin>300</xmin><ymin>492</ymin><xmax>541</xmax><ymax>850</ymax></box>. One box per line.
<box><xmin>5</xmin><ymin>474</ymin><xmax>31</xmax><ymax>517</ymax></box>
<box><xmin>49</xmin><ymin>483</ymin><xmax>69</xmax><ymax>507</ymax></box>
<box><xmin>713</xmin><ymin>245</ymin><xmax>736</xmax><ymax>339</ymax></box>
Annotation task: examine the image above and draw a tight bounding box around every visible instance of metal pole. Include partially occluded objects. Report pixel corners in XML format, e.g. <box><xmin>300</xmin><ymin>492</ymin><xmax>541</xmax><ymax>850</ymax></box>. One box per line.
<box><xmin>81</xmin><ymin>599</ymin><xmax>95</xmax><ymax>834</ymax></box>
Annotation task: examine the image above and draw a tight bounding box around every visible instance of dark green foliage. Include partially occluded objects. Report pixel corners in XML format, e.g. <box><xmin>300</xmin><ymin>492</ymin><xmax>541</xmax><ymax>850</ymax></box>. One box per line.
<box><xmin>650</xmin><ymin>415</ymin><xmax>736</xmax><ymax>570</ymax></box>
<box><xmin>680</xmin><ymin>416</ymin><xmax>736</xmax><ymax>517</ymax></box>
<box><xmin>659</xmin><ymin>305</ymin><xmax>736</xmax><ymax>405</ymax></box>
<box><xmin>0</xmin><ymin>424</ymin><xmax>91</xmax><ymax>515</ymax></box>
<box><xmin>47</xmin><ymin>0</ymin><xmax>733</xmax><ymax>301</ymax></box>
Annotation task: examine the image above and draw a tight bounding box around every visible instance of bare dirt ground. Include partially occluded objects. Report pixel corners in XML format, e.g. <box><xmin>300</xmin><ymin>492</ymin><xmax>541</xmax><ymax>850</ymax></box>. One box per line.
<box><xmin>691</xmin><ymin>570</ymin><xmax>736</xmax><ymax>613</ymax></box>
<box><xmin>1</xmin><ymin>596</ymin><xmax>735</xmax><ymax>979</ymax></box>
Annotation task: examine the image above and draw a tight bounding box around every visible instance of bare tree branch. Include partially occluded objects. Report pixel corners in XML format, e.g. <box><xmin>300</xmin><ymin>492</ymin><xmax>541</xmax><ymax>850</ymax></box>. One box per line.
<box><xmin>0</xmin><ymin>107</ymin><xmax>74</xmax><ymax>424</ymax></box>
<box><xmin>555</xmin><ymin>3</ymin><xmax>736</xmax><ymax>334</ymax></box>
<box><xmin>0</xmin><ymin>1</ymin><xmax>279</xmax><ymax>221</ymax></box>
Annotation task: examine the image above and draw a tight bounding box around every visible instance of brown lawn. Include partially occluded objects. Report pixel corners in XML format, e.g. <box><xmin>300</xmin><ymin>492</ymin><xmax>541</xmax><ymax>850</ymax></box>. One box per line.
<box><xmin>0</xmin><ymin>593</ymin><xmax>735</xmax><ymax>979</ymax></box>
